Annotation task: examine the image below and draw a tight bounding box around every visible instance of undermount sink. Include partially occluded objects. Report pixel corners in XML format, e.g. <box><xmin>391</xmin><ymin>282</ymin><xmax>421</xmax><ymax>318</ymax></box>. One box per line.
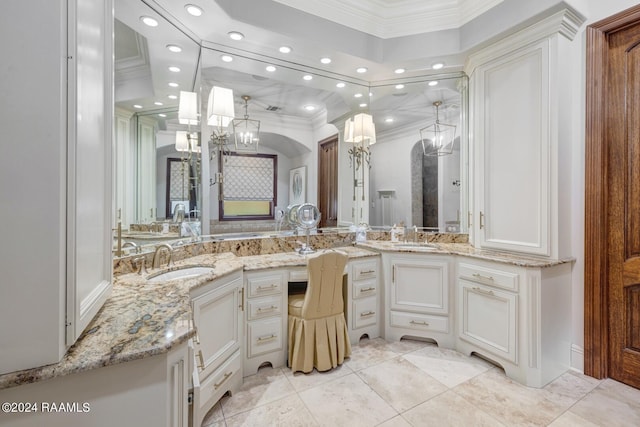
<box><xmin>147</xmin><ymin>266</ymin><xmax>214</xmax><ymax>283</ymax></box>
<box><xmin>393</xmin><ymin>242</ymin><xmax>438</xmax><ymax>249</ymax></box>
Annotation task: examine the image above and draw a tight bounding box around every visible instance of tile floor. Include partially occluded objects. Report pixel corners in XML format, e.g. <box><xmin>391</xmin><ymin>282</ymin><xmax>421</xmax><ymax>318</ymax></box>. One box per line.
<box><xmin>201</xmin><ymin>338</ymin><xmax>640</xmax><ymax>427</ymax></box>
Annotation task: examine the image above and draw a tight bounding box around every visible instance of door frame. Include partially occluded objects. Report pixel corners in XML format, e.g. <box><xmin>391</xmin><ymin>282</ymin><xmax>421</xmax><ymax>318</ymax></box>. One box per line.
<box><xmin>317</xmin><ymin>134</ymin><xmax>339</xmax><ymax>228</ymax></box>
<box><xmin>584</xmin><ymin>4</ymin><xmax>640</xmax><ymax>379</ymax></box>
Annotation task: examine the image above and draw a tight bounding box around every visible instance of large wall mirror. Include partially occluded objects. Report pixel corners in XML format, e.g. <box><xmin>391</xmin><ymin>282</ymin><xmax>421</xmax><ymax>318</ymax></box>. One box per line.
<box><xmin>113</xmin><ymin>0</ymin><xmax>468</xmax><ymax>252</ymax></box>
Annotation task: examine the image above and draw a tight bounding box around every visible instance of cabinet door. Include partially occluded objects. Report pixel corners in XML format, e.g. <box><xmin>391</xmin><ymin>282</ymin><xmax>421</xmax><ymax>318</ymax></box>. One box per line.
<box><xmin>458</xmin><ymin>279</ymin><xmax>518</xmax><ymax>363</ymax></box>
<box><xmin>473</xmin><ymin>38</ymin><xmax>550</xmax><ymax>256</ymax></box>
<box><xmin>192</xmin><ymin>277</ymin><xmax>242</xmax><ymax>379</ymax></box>
<box><xmin>391</xmin><ymin>257</ymin><xmax>449</xmax><ymax>315</ymax></box>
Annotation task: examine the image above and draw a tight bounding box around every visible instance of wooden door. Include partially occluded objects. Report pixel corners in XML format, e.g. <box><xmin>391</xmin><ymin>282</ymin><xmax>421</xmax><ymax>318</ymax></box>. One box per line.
<box><xmin>318</xmin><ymin>135</ymin><xmax>338</xmax><ymax>228</ymax></box>
<box><xmin>585</xmin><ymin>4</ymin><xmax>640</xmax><ymax>388</ymax></box>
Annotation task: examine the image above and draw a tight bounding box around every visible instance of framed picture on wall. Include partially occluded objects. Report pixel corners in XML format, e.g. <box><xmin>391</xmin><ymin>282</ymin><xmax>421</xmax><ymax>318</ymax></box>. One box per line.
<box><xmin>289</xmin><ymin>166</ymin><xmax>306</xmax><ymax>206</ymax></box>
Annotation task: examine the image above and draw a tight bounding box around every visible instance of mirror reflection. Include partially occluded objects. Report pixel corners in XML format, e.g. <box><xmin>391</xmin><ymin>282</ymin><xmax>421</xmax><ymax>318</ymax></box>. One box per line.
<box><xmin>113</xmin><ymin>0</ymin><xmax>468</xmax><ymax>254</ymax></box>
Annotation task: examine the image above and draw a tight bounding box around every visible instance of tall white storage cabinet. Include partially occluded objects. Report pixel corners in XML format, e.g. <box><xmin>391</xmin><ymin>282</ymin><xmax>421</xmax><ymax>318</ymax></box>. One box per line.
<box><xmin>0</xmin><ymin>0</ymin><xmax>113</xmax><ymax>374</ymax></box>
<box><xmin>465</xmin><ymin>9</ymin><xmax>583</xmax><ymax>258</ymax></box>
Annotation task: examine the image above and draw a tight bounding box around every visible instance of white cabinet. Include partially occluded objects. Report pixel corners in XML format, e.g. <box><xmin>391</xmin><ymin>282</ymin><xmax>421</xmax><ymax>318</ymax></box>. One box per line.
<box><xmin>383</xmin><ymin>254</ymin><xmax>454</xmax><ymax>347</ymax></box>
<box><xmin>347</xmin><ymin>259</ymin><xmax>380</xmax><ymax>344</ymax></box>
<box><xmin>0</xmin><ymin>0</ymin><xmax>113</xmax><ymax>375</ymax></box>
<box><xmin>0</xmin><ymin>342</ymin><xmax>189</xmax><ymax>427</ymax></box>
<box><xmin>458</xmin><ymin>280</ymin><xmax>518</xmax><ymax>363</ymax></box>
<box><xmin>456</xmin><ymin>258</ymin><xmax>572</xmax><ymax>388</ymax></box>
<box><xmin>243</xmin><ymin>270</ymin><xmax>287</xmax><ymax>376</ymax></box>
<box><xmin>465</xmin><ymin>9</ymin><xmax>582</xmax><ymax>258</ymax></box>
<box><xmin>190</xmin><ymin>271</ymin><xmax>243</xmax><ymax>427</ymax></box>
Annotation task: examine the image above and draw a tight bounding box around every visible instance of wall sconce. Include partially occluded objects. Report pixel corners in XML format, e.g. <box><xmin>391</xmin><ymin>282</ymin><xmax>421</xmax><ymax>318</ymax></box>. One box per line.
<box><xmin>178</xmin><ymin>91</ymin><xmax>199</xmax><ymax>125</ymax></box>
<box><xmin>344</xmin><ymin>112</ymin><xmax>376</xmax><ymax>202</ymax></box>
<box><xmin>232</xmin><ymin>95</ymin><xmax>260</xmax><ymax>152</ymax></box>
<box><xmin>420</xmin><ymin>101</ymin><xmax>456</xmax><ymax>156</ymax></box>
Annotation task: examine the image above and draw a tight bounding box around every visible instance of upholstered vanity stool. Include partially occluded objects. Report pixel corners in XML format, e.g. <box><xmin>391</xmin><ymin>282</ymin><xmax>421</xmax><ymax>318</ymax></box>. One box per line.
<box><xmin>287</xmin><ymin>250</ymin><xmax>351</xmax><ymax>373</ymax></box>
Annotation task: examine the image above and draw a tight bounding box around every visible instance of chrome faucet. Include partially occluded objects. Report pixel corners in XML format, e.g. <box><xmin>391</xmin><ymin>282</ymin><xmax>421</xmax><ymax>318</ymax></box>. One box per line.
<box><xmin>133</xmin><ymin>256</ymin><xmax>147</xmax><ymax>275</ymax></box>
<box><xmin>153</xmin><ymin>243</ymin><xmax>173</xmax><ymax>269</ymax></box>
<box><xmin>122</xmin><ymin>241</ymin><xmax>139</xmax><ymax>253</ymax></box>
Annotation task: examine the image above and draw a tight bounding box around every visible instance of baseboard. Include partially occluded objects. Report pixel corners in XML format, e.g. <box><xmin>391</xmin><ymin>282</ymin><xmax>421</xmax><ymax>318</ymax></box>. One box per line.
<box><xmin>570</xmin><ymin>344</ymin><xmax>584</xmax><ymax>373</ymax></box>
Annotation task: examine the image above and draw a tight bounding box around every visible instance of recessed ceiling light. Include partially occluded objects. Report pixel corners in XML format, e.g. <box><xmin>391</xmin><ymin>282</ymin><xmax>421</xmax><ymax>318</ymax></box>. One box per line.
<box><xmin>336</xmin><ymin>82</ymin><xmax>346</xmax><ymax>88</ymax></box>
<box><xmin>303</xmin><ymin>75</ymin><xmax>313</xmax><ymax>81</ymax></box>
<box><xmin>154</xmin><ymin>101</ymin><xmax>163</xmax><ymax>106</ymax></box>
<box><xmin>359</xmin><ymin>103</ymin><xmax>368</xmax><ymax>107</ymax></box>
<box><xmin>168</xmin><ymin>66</ymin><xmax>180</xmax><ymax>73</ymax></box>
<box><xmin>168</xmin><ymin>82</ymin><xmax>179</xmax><ymax>88</ymax></box>
<box><xmin>158</xmin><ymin>113</ymin><xmax>167</xmax><ymax>118</ymax></box>
<box><xmin>304</xmin><ymin>105</ymin><xmax>316</xmax><ymax>111</ymax></box>
<box><xmin>279</xmin><ymin>46</ymin><xmax>292</xmax><ymax>54</ymax></box>
<box><xmin>140</xmin><ymin>16</ymin><xmax>158</xmax><ymax>27</ymax></box>
<box><xmin>185</xmin><ymin>4</ymin><xmax>203</xmax><ymax>16</ymax></box>
<box><xmin>356</xmin><ymin>67</ymin><xmax>368</xmax><ymax>73</ymax></box>
<box><xmin>168</xmin><ymin>95</ymin><xmax>178</xmax><ymax>100</ymax></box>
<box><xmin>354</xmin><ymin>93</ymin><xmax>363</xmax><ymax>98</ymax></box>
<box><xmin>428</xmin><ymin>81</ymin><xmax>438</xmax><ymax>86</ymax></box>
<box><xmin>394</xmin><ymin>68</ymin><xmax>406</xmax><ymax>74</ymax></box>
<box><xmin>166</xmin><ymin>44</ymin><xmax>182</xmax><ymax>53</ymax></box>
<box><xmin>133</xmin><ymin>104</ymin><xmax>143</xmax><ymax>109</ymax></box>
<box><xmin>228</xmin><ymin>31</ymin><xmax>244</xmax><ymax>41</ymax></box>
<box><xmin>432</xmin><ymin>62</ymin><xmax>444</xmax><ymax>70</ymax></box>
<box><xmin>221</xmin><ymin>55</ymin><xmax>233</xmax><ymax>62</ymax></box>
<box><xmin>265</xmin><ymin>65</ymin><xmax>276</xmax><ymax>72</ymax></box>
<box><xmin>320</xmin><ymin>57</ymin><xmax>332</xmax><ymax>64</ymax></box>
<box><xmin>395</xmin><ymin>84</ymin><xmax>405</xmax><ymax>89</ymax></box>
<box><xmin>385</xmin><ymin>118</ymin><xmax>394</xmax><ymax>123</ymax></box>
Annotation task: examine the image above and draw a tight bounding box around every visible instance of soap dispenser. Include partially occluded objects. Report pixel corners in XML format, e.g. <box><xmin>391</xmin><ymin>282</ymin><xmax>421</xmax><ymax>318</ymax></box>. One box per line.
<box><xmin>390</xmin><ymin>224</ymin><xmax>399</xmax><ymax>242</ymax></box>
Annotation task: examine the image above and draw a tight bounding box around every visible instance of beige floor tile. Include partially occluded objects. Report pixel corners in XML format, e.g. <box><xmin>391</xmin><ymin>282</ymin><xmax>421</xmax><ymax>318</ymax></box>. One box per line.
<box><xmin>220</xmin><ymin>367</ymin><xmax>297</xmax><ymax>418</ymax></box>
<box><xmin>402</xmin><ymin>345</ymin><xmax>491</xmax><ymax>388</ymax></box>
<box><xmin>201</xmin><ymin>402</ymin><xmax>225</xmax><ymax>427</ymax></box>
<box><xmin>224</xmin><ymin>394</ymin><xmax>318</xmax><ymax>427</ymax></box>
<box><xmin>376</xmin><ymin>415</ymin><xmax>412</xmax><ymax>427</ymax></box>
<box><xmin>569</xmin><ymin>379</ymin><xmax>640</xmax><ymax>427</ymax></box>
<box><xmin>402</xmin><ymin>390</ymin><xmax>506</xmax><ymax>427</ymax></box>
<box><xmin>548</xmin><ymin>411</ymin><xmax>601</xmax><ymax>427</ymax></box>
<box><xmin>283</xmin><ymin>363</ymin><xmax>352</xmax><ymax>392</ymax></box>
<box><xmin>298</xmin><ymin>373</ymin><xmax>397</xmax><ymax>427</ymax></box>
<box><xmin>541</xmin><ymin>370</ymin><xmax>602</xmax><ymax>408</ymax></box>
<box><xmin>452</xmin><ymin>369</ymin><xmax>566</xmax><ymax>426</ymax></box>
<box><xmin>356</xmin><ymin>357</ymin><xmax>447</xmax><ymax>412</ymax></box>
<box><xmin>385</xmin><ymin>338</ymin><xmax>436</xmax><ymax>354</ymax></box>
<box><xmin>343</xmin><ymin>338</ymin><xmax>401</xmax><ymax>372</ymax></box>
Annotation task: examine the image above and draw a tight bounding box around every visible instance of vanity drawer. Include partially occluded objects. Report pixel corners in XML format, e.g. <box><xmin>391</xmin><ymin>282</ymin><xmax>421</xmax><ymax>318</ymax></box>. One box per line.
<box><xmin>195</xmin><ymin>349</ymin><xmax>241</xmax><ymax>413</ymax></box>
<box><xmin>247</xmin><ymin>296</ymin><xmax>283</xmax><ymax>321</ymax></box>
<box><xmin>289</xmin><ymin>269</ymin><xmax>308</xmax><ymax>282</ymax></box>
<box><xmin>458</xmin><ymin>262</ymin><xmax>519</xmax><ymax>292</ymax></box>
<box><xmin>352</xmin><ymin>297</ymin><xmax>377</xmax><ymax>329</ymax></box>
<box><xmin>247</xmin><ymin>317</ymin><xmax>283</xmax><ymax>357</ymax></box>
<box><xmin>247</xmin><ymin>274</ymin><xmax>284</xmax><ymax>297</ymax></box>
<box><xmin>352</xmin><ymin>279</ymin><xmax>377</xmax><ymax>299</ymax></box>
<box><xmin>352</xmin><ymin>261</ymin><xmax>378</xmax><ymax>281</ymax></box>
<box><xmin>389</xmin><ymin>311</ymin><xmax>449</xmax><ymax>333</ymax></box>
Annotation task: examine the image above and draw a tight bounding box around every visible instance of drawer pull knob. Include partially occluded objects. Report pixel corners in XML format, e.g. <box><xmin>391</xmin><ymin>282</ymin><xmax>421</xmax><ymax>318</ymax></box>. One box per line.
<box><xmin>257</xmin><ymin>284</ymin><xmax>278</xmax><ymax>290</ymax></box>
<box><xmin>257</xmin><ymin>334</ymin><xmax>277</xmax><ymax>342</ymax></box>
<box><xmin>472</xmin><ymin>273</ymin><xmax>494</xmax><ymax>281</ymax></box>
<box><xmin>360</xmin><ymin>287</ymin><xmax>376</xmax><ymax>292</ymax></box>
<box><xmin>257</xmin><ymin>305</ymin><xmax>277</xmax><ymax>312</ymax></box>
<box><xmin>360</xmin><ymin>311</ymin><xmax>375</xmax><ymax>317</ymax></box>
<box><xmin>360</xmin><ymin>270</ymin><xmax>375</xmax><ymax>274</ymax></box>
<box><xmin>197</xmin><ymin>350</ymin><xmax>205</xmax><ymax>370</ymax></box>
<box><xmin>214</xmin><ymin>371</ymin><xmax>233</xmax><ymax>390</ymax></box>
<box><xmin>472</xmin><ymin>287</ymin><xmax>495</xmax><ymax>296</ymax></box>
<box><xmin>410</xmin><ymin>320</ymin><xmax>430</xmax><ymax>326</ymax></box>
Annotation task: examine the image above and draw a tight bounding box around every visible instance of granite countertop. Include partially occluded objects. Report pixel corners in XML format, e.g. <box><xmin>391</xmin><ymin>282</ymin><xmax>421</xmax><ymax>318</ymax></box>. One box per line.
<box><xmin>357</xmin><ymin>241</ymin><xmax>575</xmax><ymax>268</ymax></box>
<box><xmin>0</xmin><ymin>247</ymin><xmax>378</xmax><ymax>390</ymax></box>
<box><xmin>240</xmin><ymin>245</ymin><xmax>379</xmax><ymax>271</ymax></box>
